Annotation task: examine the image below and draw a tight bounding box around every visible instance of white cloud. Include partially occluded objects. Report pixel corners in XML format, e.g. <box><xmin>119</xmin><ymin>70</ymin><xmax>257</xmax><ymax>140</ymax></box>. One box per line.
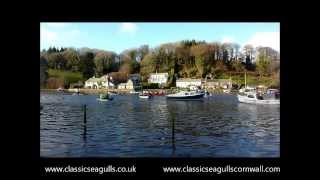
<box><xmin>245</xmin><ymin>32</ymin><xmax>280</xmax><ymax>51</ymax></box>
<box><xmin>40</xmin><ymin>24</ymin><xmax>82</xmax><ymax>49</ymax></box>
<box><xmin>221</xmin><ymin>36</ymin><xmax>234</xmax><ymax>43</ymax></box>
<box><xmin>119</xmin><ymin>23</ymin><xmax>138</xmax><ymax>34</ymax></box>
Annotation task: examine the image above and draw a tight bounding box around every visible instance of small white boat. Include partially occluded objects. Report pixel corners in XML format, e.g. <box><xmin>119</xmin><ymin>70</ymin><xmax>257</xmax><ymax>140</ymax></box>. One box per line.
<box><xmin>139</xmin><ymin>95</ymin><xmax>151</xmax><ymax>99</ymax></box>
<box><xmin>97</xmin><ymin>98</ymin><xmax>110</xmax><ymax>101</ymax></box>
<box><xmin>129</xmin><ymin>90</ymin><xmax>139</xmax><ymax>94</ymax></box>
<box><xmin>57</xmin><ymin>87</ymin><xmax>64</xmax><ymax>92</ymax></box>
<box><xmin>139</xmin><ymin>90</ymin><xmax>151</xmax><ymax>99</ymax></box>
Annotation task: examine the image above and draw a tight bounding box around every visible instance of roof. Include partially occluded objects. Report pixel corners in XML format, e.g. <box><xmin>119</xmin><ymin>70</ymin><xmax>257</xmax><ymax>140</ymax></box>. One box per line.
<box><xmin>86</xmin><ymin>74</ymin><xmax>114</xmax><ymax>83</ymax></box>
<box><xmin>206</xmin><ymin>79</ymin><xmax>232</xmax><ymax>83</ymax></box>
<box><xmin>176</xmin><ymin>78</ymin><xmax>202</xmax><ymax>82</ymax></box>
<box><xmin>86</xmin><ymin>77</ymin><xmax>101</xmax><ymax>82</ymax></box>
<box><xmin>149</xmin><ymin>73</ymin><xmax>168</xmax><ymax>76</ymax></box>
<box><xmin>129</xmin><ymin>73</ymin><xmax>141</xmax><ymax>77</ymax></box>
<box><xmin>100</xmin><ymin>75</ymin><xmax>109</xmax><ymax>79</ymax></box>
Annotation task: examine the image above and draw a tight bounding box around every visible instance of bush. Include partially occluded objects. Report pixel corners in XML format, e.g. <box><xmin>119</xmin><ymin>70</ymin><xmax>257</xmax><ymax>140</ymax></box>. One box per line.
<box><xmin>142</xmin><ymin>83</ymin><xmax>159</xmax><ymax>89</ymax></box>
<box><xmin>46</xmin><ymin>77</ymin><xmax>64</xmax><ymax>89</ymax></box>
<box><xmin>70</xmin><ymin>81</ymin><xmax>84</xmax><ymax>88</ymax></box>
<box><xmin>48</xmin><ymin>69</ymin><xmax>84</xmax><ymax>88</ymax></box>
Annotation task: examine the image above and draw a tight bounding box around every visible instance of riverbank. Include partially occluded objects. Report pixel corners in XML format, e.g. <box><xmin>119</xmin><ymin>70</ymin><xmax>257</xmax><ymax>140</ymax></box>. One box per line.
<box><xmin>40</xmin><ymin>88</ymin><xmax>236</xmax><ymax>95</ymax></box>
<box><xmin>41</xmin><ymin>88</ymin><xmax>171</xmax><ymax>95</ymax></box>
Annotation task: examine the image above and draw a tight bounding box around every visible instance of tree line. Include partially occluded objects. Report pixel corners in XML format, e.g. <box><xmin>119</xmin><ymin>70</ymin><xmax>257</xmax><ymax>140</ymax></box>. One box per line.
<box><xmin>40</xmin><ymin>40</ymin><xmax>280</xmax><ymax>88</ymax></box>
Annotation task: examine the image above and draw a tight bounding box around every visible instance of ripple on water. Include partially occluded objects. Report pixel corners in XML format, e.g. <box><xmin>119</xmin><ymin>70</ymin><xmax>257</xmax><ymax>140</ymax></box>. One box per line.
<box><xmin>40</xmin><ymin>92</ymin><xmax>280</xmax><ymax>157</ymax></box>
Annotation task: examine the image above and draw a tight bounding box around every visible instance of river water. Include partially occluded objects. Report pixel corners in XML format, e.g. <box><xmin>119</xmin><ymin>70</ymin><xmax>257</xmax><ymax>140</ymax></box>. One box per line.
<box><xmin>40</xmin><ymin>92</ymin><xmax>280</xmax><ymax>157</ymax></box>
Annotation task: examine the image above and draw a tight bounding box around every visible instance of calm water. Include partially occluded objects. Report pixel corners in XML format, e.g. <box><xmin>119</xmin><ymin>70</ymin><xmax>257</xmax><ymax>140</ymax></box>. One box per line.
<box><xmin>40</xmin><ymin>92</ymin><xmax>280</xmax><ymax>157</ymax></box>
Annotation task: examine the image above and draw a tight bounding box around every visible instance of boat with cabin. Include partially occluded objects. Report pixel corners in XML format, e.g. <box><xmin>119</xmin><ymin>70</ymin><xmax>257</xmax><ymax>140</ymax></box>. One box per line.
<box><xmin>237</xmin><ymin>72</ymin><xmax>280</xmax><ymax>105</ymax></box>
<box><xmin>237</xmin><ymin>89</ymin><xmax>280</xmax><ymax>105</ymax></box>
<box><xmin>166</xmin><ymin>90</ymin><xmax>205</xmax><ymax>100</ymax></box>
<box><xmin>97</xmin><ymin>93</ymin><xmax>113</xmax><ymax>101</ymax></box>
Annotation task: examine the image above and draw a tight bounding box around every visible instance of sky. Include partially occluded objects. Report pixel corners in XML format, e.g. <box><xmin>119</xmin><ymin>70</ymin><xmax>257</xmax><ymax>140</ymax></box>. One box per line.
<box><xmin>40</xmin><ymin>23</ymin><xmax>280</xmax><ymax>53</ymax></box>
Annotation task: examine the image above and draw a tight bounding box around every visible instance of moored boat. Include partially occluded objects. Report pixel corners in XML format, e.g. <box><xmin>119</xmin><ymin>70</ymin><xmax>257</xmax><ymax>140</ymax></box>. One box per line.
<box><xmin>139</xmin><ymin>95</ymin><xmax>151</xmax><ymax>99</ymax></box>
<box><xmin>129</xmin><ymin>90</ymin><xmax>139</xmax><ymax>94</ymax></box>
<box><xmin>166</xmin><ymin>90</ymin><xmax>205</xmax><ymax>100</ymax></box>
<box><xmin>237</xmin><ymin>72</ymin><xmax>279</xmax><ymax>105</ymax></box>
<box><xmin>139</xmin><ymin>90</ymin><xmax>152</xmax><ymax>99</ymax></box>
<box><xmin>237</xmin><ymin>93</ymin><xmax>280</xmax><ymax>105</ymax></box>
<box><xmin>97</xmin><ymin>93</ymin><xmax>113</xmax><ymax>101</ymax></box>
<box><xmin>57</xmin><ymin>87</ymin><xmax>64</xmax><ymax>92</ymax></box>
<box><xmin>237</xmin><ymin>88</ymin><xmax>280</xmax><ymax>105</ymax></box>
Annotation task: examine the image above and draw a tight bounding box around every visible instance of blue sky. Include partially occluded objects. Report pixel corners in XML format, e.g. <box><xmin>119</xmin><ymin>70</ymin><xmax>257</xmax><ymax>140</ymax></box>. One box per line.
<box><xmin>40</xmin><ymin>23</ymin><xmax>280</xmax><ymax>53</ymax></box>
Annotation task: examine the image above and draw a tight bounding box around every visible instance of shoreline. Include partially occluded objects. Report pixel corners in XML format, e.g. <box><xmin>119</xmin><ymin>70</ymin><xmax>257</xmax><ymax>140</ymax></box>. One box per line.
<box><xmin>40</xmin><ymin>88</ymin><xmax>235</xmax><ymax>95</ymax></box>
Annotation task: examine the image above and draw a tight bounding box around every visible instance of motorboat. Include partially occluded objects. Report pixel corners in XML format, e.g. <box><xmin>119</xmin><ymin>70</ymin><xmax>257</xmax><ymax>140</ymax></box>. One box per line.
<box><xmin>139</xmin><ymin>94</ymin><xmax>151</xmax><ymax>99</ymax></box>
<box><xmin>237</xmin><ymin>93</ymin><xmax>280</xmax><ymax>105</ymax></box>
<box><xmin>57</xmin><ymin>87</ymin><xmax>64</xmax><ymax>92</ymax></box>
<box><xmin>97</xmin><ymin>93</ymin><xmax>113</xmax><ymax>101</ymax></box>
<box><xmin>166</xmin><ymin>90</ymin><xmax>205</xmax><ymax>100</ymax></box>
<box><xmin>237</xmin><ymin>72</ymin><xmax>279</xmax><ymax>104</ymax></box>
<box><xmin>129</xmin><ymin>90</ymin><xmax>139</xmax><ymax>94</ymax></box>
<box><xmin>237</xmin><ymin>88</ymin><xmax>280</xmax><ymax>105</ymax></box>
<box><xmin>139</xmin><ymin>90</ymin><xmax>152</xmax><ymax>99</ymax></box>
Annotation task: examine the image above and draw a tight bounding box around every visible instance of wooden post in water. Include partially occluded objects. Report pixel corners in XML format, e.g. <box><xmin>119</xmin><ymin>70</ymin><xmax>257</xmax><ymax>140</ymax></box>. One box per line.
<box><xmin>172</xmin><ymin>118</ymin><xmax>175</xmax><ymax>142</ymax></box>
<box><xmin>83</xmin><ymin>104</ymin><xmax>87</xmax><ymax>140</ymax></box>
<box><xmin>83</xmin><ymin>104</ymin><xmax>87</xmax><ymax>124</ymax></box>
<box><xmin>171</xmin><ymin>115</ymin><xmax>176</xmax><ymax>155</ymax></box>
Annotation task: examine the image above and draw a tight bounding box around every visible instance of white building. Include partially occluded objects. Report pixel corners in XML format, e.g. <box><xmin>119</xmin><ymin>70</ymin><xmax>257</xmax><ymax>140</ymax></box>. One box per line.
<box><xmin>203</xmin><ymin>79</ymin><xmax>232</xmax><ymax>90</ymax></box>
<box><xmin>117</xmin><ymin>79</ymin><xmax>134</xmax><ymax>90</ymax></box>
<box><xmin>100</xmin><ymin>75</ymin><xmax>115</xmax><ymax>88</ymax></box>
<box><xmin>176</xmin><ymin>78</ymin><xmax>202</xmax><ymax>89</ymax></box>
<box><xmin>148</xmin><ymin>73</ymin><xmax>169</xmax><ymax>86</ymax></box>
<box><xmin>84</xmin><ymin>75</ymin><xmax>115</xmax><ymax>89</ymax></box>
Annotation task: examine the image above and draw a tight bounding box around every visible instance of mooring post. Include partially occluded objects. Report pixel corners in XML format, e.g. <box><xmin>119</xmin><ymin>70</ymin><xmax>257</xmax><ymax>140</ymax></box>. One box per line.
<box><xmin>172</xmin><ymin>118</ymin><xmax>174</xmax><ymax>141</ymax></box>
<box><xmin>83</xmin><ymin>104</ymin><xmax>87</xmax><ymax>140</ymax></box>
<box><xmin>83</xmin><ymin>104</ymin><xmax>87</xmax><ymax>124</ymax></box>
<box><xmin>172</xmin><ymin>116</ymin><xmax>175</xmax><ymax>150</ymax></box>
<box><xmin>171</xmin><ymin>115</ymin><xmax>176</xmax><ymax>157</ymax></box>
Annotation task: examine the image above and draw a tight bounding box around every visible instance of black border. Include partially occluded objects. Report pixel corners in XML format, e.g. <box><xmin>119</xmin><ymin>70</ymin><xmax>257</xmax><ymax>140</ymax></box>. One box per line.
<box><xmin>16</xmin><ymin>8</ymin><xmax>290</xmax><ymax>176</ymax></box>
